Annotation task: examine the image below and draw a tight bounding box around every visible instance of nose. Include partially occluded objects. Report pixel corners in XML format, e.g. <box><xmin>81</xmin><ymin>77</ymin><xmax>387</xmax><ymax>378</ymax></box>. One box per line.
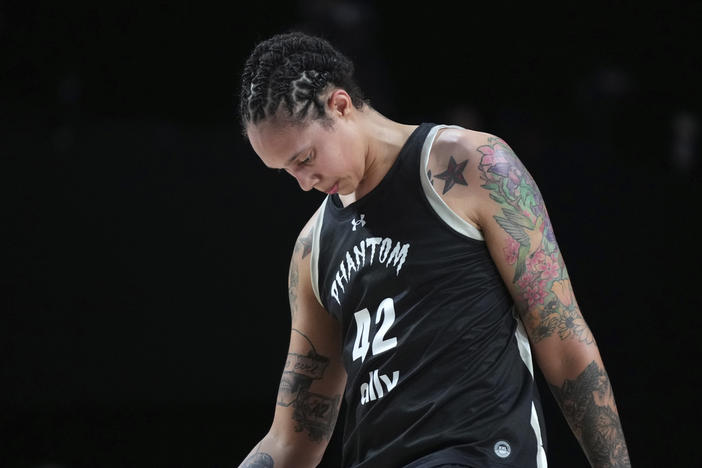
<box><xmin>288</xmin><ymin>168</ymin><xmax>319</xmax><ymax>192</ymax></box>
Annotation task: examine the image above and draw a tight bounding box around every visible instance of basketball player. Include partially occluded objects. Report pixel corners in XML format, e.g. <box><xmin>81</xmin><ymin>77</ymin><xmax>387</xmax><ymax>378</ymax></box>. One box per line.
<box><xmin>237</xmin><ymin>32</ymin><xmax>630</xmax><ymax>468</ymax></box>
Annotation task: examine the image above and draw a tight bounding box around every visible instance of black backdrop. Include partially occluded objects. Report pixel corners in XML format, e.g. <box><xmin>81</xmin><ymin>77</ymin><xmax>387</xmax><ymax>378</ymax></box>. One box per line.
<box><xmin>3</xmin><ymin>2</ymin><xmax>701</xmax><ymax>467</ymax></box>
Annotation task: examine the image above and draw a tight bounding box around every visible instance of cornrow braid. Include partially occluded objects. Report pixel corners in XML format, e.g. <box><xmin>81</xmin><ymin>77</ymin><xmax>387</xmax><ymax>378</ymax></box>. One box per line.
<box><xmin>239</xmin><ymin>32</ymin><xmax>367</xmax><ymax>130</ymax></box>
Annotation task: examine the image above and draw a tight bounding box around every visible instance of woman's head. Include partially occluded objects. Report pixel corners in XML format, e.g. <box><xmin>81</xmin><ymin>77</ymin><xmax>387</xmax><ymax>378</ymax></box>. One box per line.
<box><xmin>240</xmin><ymin>32</ymin><xmax>373</xmax><ymax>195</ymax></box>
<box><xmin>239</xmin><ymin>31</ymin><xmax>368</xmax><ymax>131</ymax></box>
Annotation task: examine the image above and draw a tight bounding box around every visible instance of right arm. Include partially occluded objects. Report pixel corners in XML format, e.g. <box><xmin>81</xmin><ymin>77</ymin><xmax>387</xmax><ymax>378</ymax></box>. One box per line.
<box><xmin>239</xmin><ymin>214</ymin><xmax>347</xmax><ymax>468</ymax></box>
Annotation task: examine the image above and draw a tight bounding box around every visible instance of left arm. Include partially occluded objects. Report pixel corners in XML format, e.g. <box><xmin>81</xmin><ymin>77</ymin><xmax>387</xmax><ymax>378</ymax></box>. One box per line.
<box><xmin>433</xmin><ymin>130</ymin><xmax>631</xmax><ymax>467</ymax></box>
<box><xmin>475</xmin><ymin>135</ymin><xmax>630</xmax><ymax>467</ymax></box>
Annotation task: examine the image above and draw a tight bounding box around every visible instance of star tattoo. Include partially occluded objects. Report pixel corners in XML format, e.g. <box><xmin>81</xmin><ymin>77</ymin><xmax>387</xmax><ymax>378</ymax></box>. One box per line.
<box><xmin>435</xmin><ymin>156</ymin><xmax>468</xmax><ymax>194</ymax></box>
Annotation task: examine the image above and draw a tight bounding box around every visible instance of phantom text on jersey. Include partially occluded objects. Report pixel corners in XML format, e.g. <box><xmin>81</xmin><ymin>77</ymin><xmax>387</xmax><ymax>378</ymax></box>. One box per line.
<box><xmin>330</xmin><ymin>237</ymin><xmax>410</xmax><ymax>305</ymax></box>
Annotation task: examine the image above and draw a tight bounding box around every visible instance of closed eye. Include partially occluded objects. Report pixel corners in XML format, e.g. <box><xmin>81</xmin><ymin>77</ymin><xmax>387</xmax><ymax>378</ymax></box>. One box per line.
<box><xmin>298</xmin><ymin>152</ymin><xmax>313</xmax><ymax>166</ymax></box>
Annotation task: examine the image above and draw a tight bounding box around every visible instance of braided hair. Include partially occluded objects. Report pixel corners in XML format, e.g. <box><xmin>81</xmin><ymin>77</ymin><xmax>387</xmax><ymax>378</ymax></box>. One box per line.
<box><xmin>239</xmin><ymin>32</ymin><xmax>368</xmax><ymax>131</ymax></box>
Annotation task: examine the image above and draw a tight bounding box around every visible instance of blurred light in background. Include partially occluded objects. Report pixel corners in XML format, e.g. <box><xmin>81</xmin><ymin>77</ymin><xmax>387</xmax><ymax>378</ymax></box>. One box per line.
<box><xmin>671</xmin><ymin>111</ymin><xmax>698</xmax><ymax>172</ymax></box>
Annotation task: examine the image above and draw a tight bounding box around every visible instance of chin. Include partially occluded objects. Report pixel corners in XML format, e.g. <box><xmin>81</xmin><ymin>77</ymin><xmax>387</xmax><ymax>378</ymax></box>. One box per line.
<box><xmin>338</xmin><ymin>184</ymin><xmax>354</xmax><ymax>196</ymax></box>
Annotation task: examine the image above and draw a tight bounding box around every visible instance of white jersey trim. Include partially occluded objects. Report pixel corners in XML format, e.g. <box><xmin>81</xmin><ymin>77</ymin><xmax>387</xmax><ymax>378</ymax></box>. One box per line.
<box><xmin>419</xmin><ymin>124</ymin><xmax>484</xmax><ymax>241</ymax></box>
<box><xmin>531</xmin><ymin>401</ymin><xmax>549</xmax><ymax>468</ymax></box>
<box><xmin>514</xmin><ymin>307</ymin><xmax>535</xmax><ymax>377</ymax></box>
<box><xmin>513</xmin><ymin>307</ymin><xmax>548</xmax><ymax>467</ymax></box>
<box><xmin>310</xmin><ymin>196</ymin><xmax>328</xmax><ymax>306</ymax></box>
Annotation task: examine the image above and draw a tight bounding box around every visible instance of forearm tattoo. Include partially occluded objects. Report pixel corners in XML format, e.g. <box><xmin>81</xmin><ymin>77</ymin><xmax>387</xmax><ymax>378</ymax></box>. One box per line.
<box><xmin>241</xmin><ymin>443</ymin><xmax>275</xmax><ymax>468</ymax></box>
<box><xmin>277</xmin><ymin>329</ymin><xmax>340</xmax><ymax>441</ymax></box>
<box><xmin>288</xmin><ymin>229</ymin><xmax>313</xmax><ymax>319</ymax></box>
<box><xmin>477</xmin><ymin>137</ymin><xmax>593</xmax><ymax>343</ymax></box>
<box><xmin>550</xmin><ymin>361</ymin><xmax>631</xmax><ymax>467</ymax></box>
<box><xmin>292</xmin><ymin>390</ymin><xmax>341</xmax><ymax>442</ymax></box>
<box><xmin>241</xmin><ymin>452</ymin><xmax>274</xmax><ymax>468</ymax></box>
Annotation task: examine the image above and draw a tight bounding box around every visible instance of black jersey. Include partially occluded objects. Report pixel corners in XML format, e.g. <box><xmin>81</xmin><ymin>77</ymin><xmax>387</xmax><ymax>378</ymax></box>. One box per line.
<box><xmin>310</xmin><ymin>123</ymin><xmax>548</xmax><ymax>467</ymax></box>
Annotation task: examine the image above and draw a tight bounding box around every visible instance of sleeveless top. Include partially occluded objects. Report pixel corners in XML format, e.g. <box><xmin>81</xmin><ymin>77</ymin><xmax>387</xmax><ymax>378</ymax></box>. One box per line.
<box><xmin>310</xmin><ymin>123</ymin><xmax>548</xmax><ymax>467</ymax></box>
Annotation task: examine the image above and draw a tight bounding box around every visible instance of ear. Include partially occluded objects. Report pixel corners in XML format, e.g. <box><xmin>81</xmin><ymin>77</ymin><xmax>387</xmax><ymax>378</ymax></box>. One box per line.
<box><xmin>327</xmin><ymin>89</ymin><xmax>352</xmax><ymax>118</ymax></box>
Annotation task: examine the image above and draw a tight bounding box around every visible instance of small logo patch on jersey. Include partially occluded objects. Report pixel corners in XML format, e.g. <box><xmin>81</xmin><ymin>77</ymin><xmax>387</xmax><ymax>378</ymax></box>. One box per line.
<box><xmin>351</xmin><ymin>214</ymin><xmax>366</xmax><ymax>231</ymax></box>
<box><xmin>494</xmin><ymin>440</ymin><xmax>511</xmax><ymax>458</ymax></box>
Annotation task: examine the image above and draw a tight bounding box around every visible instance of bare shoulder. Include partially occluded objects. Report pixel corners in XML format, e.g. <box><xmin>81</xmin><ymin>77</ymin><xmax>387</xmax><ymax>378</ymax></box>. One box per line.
<box><xmin>288</xmin><ymin>200</ymin><xmax>329</xmax><ymax>321</ymax></box>
<box><xmin>291</xmin><ymin>199</ymin><xmax>327</xmax><ymax>259</ymax></box>
<box><xmin>430</xmin><ymin>127</ymin><xmax>514</xmax><ymax>165</ymax></box>
<box><xmin>287</xmin><ymin>199</ymin><xmax>342</xmax><ymax>339</ymax></box>
<box><xmin>426</xmin><ymin>127</ymin><xmax>510</xmax><ymax>229</ymax></box>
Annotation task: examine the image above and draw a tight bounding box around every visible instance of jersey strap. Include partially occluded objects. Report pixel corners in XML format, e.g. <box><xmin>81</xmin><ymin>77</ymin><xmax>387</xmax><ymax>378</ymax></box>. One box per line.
<box><xmin>310</xmin><ymin>196</ymin><xmax>328</xmax><ymax>306</ymax></box>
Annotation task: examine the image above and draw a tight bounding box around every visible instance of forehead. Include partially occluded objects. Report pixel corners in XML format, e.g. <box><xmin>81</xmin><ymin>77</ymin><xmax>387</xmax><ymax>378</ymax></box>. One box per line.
<box><xmin>246</xmin><ymin>119</ymin><xmax>327</xmax><ymax>168</ymax></box>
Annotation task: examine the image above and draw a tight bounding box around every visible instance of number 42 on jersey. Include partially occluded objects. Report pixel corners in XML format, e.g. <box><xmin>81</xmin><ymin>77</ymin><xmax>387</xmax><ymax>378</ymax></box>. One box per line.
<box><xmin>352</xmin><ymin>298</ymin><xmax>400</xmax><ymax>405</ymax></box>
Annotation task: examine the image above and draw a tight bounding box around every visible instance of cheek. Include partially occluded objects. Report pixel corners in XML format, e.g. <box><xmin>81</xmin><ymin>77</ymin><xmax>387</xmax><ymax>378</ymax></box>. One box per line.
<box><xmin>335</xmin><ymin>146</ymin><xmax>359</xmax><ymax>175</ymax></box>
<box><xmin>320</xmin><ymin>143</ymin><xmax>348</xmax><ymax>172</ymax></box>
<box><xmin>318</xmin><ymin>128</ymin><xmax>361</xmax><ymax>175</ymax></box>
<box><xmin>337</xmin><ymin>133</ymin><xmax>363</xmax><ymax>168</ymax></box>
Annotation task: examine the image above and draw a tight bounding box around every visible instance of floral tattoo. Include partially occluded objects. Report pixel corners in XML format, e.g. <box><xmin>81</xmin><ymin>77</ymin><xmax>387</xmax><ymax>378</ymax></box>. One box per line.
<box><xmin>477</xmin><ymin>137</ymin><xmax>592</xmax><ymax>344</ymax></box>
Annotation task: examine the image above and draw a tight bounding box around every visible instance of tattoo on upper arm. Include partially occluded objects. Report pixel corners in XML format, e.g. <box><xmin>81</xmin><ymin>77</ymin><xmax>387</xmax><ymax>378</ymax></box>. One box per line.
<box><xmin>550</xmin><ymin>361</ymin><xmax>630</xmax><ymax>467</ymax></box>
<box><xmin>288</xmin><ymin>229</ymin><xmax>314</xmax><ymax>319</ymax></box>
<box><xmin>429</xmin><ymin>155</ymin><xmax>469</xmax><ymax>194</ymax></box>
<box><xmin>297</xmin><ymin>229</ymin><xmax>313</xmax><ymax>259</ymax></box>
<box><xmin>477</xmin><ymin>137</ymin><xmax>593</xmax><ymax>344</ymax></box>
<box><xmin>277</xmin><ymin>328</ymin><xmax>340</xmax><ymax>441</ymax></box>
<box><xmin>288</xmin><ymin>259</ymin><xmax>299</xmax><ymax>319</ymax></box>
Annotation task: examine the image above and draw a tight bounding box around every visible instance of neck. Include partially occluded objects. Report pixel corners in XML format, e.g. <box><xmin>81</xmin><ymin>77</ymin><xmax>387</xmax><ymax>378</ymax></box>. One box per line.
<box><xmin>339</xmin><ymin>108</ymin><xmax>417</xmax><ymax>205</ymax></box>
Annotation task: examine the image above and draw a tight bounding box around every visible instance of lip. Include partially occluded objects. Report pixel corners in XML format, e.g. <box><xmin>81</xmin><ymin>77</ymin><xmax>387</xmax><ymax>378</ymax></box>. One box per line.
<box><xmin>325</xmin><ymin>182</ymin><xmax>339</xmax><ymax>195</ymax></box>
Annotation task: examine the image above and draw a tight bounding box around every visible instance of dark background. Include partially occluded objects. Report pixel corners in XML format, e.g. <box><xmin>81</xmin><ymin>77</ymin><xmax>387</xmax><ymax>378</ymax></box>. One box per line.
<box><xmin>3</xmin><ymin>1</ymin><xmax>701</xmax><ymax>467</ymax></box>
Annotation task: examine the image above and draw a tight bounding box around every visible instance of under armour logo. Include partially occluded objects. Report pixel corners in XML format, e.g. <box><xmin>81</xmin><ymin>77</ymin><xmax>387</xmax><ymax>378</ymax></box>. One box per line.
<box><xmin>351</xmin><ymin>214</ymin><xmax>366</xmax><ymax>231</ymax></box>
